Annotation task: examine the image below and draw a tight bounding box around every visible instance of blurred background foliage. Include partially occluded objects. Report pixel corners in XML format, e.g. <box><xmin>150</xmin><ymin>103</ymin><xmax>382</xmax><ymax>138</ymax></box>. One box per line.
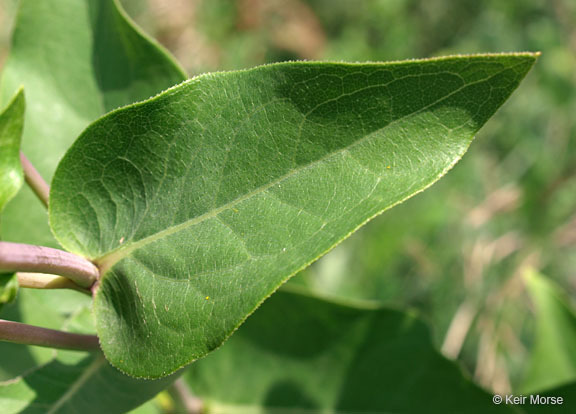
<box><xmin>1</xmin><ymin>0</ymin><xmax>575</xmax><ymax>400</ymax></box>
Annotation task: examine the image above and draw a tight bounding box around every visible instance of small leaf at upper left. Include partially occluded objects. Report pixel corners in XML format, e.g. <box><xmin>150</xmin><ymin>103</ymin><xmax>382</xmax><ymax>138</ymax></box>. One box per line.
<box><xmin>0</xmin><ymin>88</ymin><xmax>25</xmax><ymax>213</ymax></box>
<box><xmin>0</xmin><ymin>90</ymin><xmax>25</xmax><ymax>312</ymax></box>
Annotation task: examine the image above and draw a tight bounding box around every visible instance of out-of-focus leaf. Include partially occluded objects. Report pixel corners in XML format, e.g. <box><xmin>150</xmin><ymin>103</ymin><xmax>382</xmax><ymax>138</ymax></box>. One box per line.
<box><xmin>0</xmin><ymin>288</ymin><xmax>86</xmax><ymax>380</ymax></box>
<box><xmin>0</xmin><ymin>89</ymin><xmax>24</xmax><ymax>313</ymax></box>
<box><xmin>186</xmin><ymin>289</ymin><xmax>513</xmax><ymax>414</ymax></box>
<box><xmin>0</xmin><ymin>306</ymin><xmax>178</xmax><ymax>414</ymax></box>
<box><xmin>0</xmin><ymin>352</ymin><xmax>177</xmax><ymax>414</ymax></box>
<box><xmin>0</xmin><ymin>0</ymin><xmax>186</xmax><ymax>247</ymax></box>
<box><xmin>0</xmin><ymin>88</ymin><xmax>24</xmax><ymax>213</ymax></box>
<box><xmin>521</xmin><ymin>269</ymin><xmax>576</xmax><ymax>393</ymax></box>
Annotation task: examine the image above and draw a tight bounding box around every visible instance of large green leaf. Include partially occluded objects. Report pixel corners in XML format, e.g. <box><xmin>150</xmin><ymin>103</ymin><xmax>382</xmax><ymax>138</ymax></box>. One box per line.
<box><xmin>0</xmin><ymin>0</ymin><xmax>186</xmax><ymax>247</ymax></box>
<box><xmin>0</xmin><ymin>88</ymin><xmax>24</xmax><ymax>213</ymax></box>
<box><xmin>50</xmin><ymin>53</ymin><xmax>537</xmax><ymax>377</ymax></box>
<box><xmin>521</xmin><ymin>270</ymin><xmax>576</xmax><ymax>393</ymax></box>
<box><xmin>186</xmin><ymin>289</ymin><xmax>512</xmax><ymax>413</ymax></box>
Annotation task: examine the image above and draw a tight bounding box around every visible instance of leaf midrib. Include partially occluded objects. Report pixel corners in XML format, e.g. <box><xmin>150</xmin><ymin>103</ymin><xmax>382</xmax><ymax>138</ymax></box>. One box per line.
<box><xmin>95</xmin><ymin>63</ymin><xmax>515</xmax><ymax>273</ymax></box>
<box><xmin>46</xmin><ymin>355</ymin><xmax>105</xmax><ymax>414</ymax></box>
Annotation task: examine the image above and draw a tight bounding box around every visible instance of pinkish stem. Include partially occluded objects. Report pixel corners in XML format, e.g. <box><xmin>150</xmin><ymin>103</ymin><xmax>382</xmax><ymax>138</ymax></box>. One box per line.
<box><xmin>0</xmin><ymin>242</ymin><xmax>98</xmax><ymax>288</ymax></box>
<box><xmin>0</xmin><ymin>319</ymin><xmax>99</xmax><ymax>351</ymax></box>
<box><xmin>20</xmin><ymin>152</ymin><xmax>49</xmax><ymax>208</ymax></box>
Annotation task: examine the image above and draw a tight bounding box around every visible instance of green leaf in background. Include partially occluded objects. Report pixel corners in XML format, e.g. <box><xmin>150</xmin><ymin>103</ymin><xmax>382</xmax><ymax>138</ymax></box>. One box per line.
<box><xmin>186</xmin><ymin>289</ymin><xmax>512</xmax><ymax>414</ymax></box>
<box><xmin>0</xmin><ymin>307</ymin><xmax>178</xmax><ymax>414</ymax></box>
<box><xmin>521</xmin><ymin>269</ymin><xmax>576</xmax><ymax>393</ymax></box>
<box><xmin>0</xmin><ymin>88</ymin><xmax>24</xmax><ymax>213</ymax></box>
<box><xmin>49</xmin><ymin>53</ymin><xmax>537</xmax><ymax>377</ymax></box>
<box><xmin>0</xmin><ymin>0</ymin><xmax>186</xmax><ymax>247</ymax></box>
<box><xmin>0</xmin><ymin>288</ymin><xmax>90</xmax><ymax>381</ymax></box>
<box><xmin>0</xmin><ymin>354</ymin><xmax>176</xmax><ymax>414</ymax></box>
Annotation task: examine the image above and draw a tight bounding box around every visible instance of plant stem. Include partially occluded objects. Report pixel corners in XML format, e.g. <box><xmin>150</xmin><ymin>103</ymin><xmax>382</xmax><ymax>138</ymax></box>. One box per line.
<box><xmin>0</xmin><ymin>242</ymin><xmax>99</xmax><ymax>288</ymax></box>
<box><xmin>0</xmin><ymin>319</ymin><xmax>99</xmax><ymax>351</ymax></box>
<box><xmin>170</xmin><ymin>378</ymin><xmax>203</xmax><ymax>414</ymax></box>
<box><xmin>17</xmin><ymin>272</ymin><xmax>92</xmax><ymax>296</ymax></box>
<box><xmin>20</xmin><ymin>152</ymin><xmax>50</xmax><ymax>208</ymax></box>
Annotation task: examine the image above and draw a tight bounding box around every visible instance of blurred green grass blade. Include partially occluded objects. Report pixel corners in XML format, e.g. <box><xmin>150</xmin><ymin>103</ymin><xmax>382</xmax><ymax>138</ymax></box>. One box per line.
<box><xmin>49</xmin><ymin>53</ymin><xmax>537</xmax><ymax>378</ymax></box>
<box><xmin>0</xmin><ymin>0</ymin><xmax>186</xmax><ymax>247</ymax></box>
<box><xmin>0</xmin><ymin>88</ymin><xmax>24</xmax><ymax>213</ymax></box>
<box><xmin>186</xmin><ymin>289</ymin><xmax>513</xmax><ymax>414</ymax></box>
<box><xmin>521</xmin><ymin>269</ymin><xmax>576</xmax><ymax>393</ymax></box>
